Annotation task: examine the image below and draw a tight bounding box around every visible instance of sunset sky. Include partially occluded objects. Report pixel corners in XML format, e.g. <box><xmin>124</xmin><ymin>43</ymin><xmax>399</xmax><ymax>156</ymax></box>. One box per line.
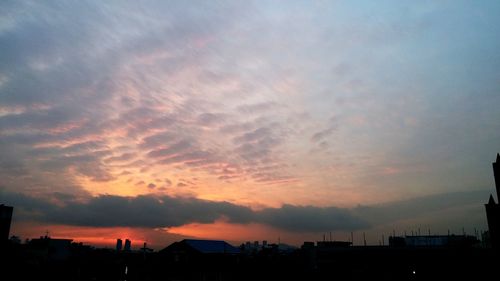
<box><xmin>1</xmin><ymin>1</ymin><xmax>500</xmax><ymax>249</ymax></box>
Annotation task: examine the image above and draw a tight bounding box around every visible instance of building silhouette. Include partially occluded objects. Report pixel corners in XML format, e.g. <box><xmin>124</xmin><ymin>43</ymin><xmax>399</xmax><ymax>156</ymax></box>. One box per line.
<box><xmin>0</xmin><ymin>204</ymin><xmax>13</xmax><ymax>241</ymax></box>
<box><xmin>116</xmin><ymin>238</ymin><xmax>123</xmax><ymax>251</ymax></box>
<box><xmin>158</xmin><ymin>239</ymin><xmax>240</xmax><ymax>280</ymax></box>
<box><xmin>124</xmin><ymin>239</ymin><xmax>131</xmax><ymax>251</ymax></box>
<box><xmin>485</xmin><ymin>153</ymin><xmax>500</xmax><ymax>248</ymax></box>
<box><xmin>161</xmin><ymin>239</ymin><xmax>240</xmax><ymax>255</ymax></box>
<box><xmin>28</xmin><ymin>236</ymin><xmax>73</xmax><ymax>261</ymax></box>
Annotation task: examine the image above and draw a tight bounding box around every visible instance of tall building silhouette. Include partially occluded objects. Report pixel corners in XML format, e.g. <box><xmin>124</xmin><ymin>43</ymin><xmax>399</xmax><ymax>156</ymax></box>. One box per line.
<box><xmin>124</xmin><ymin>239</ymin><xmax>131</xmax><ymax>251</ymax></box>
<box><xmin>116</xmin><ymin>238</ymin><xmax>123</xmax><ymax>251</ymax></box>
<box><xmin>0</xmin><ymin>204</ymin><xmax>13</xmax><ymax>241</ymax></box>
<box><xmin>485</xmin><ymin>153</ymin><xmax>500</xmax><ymax>248</ymax></box>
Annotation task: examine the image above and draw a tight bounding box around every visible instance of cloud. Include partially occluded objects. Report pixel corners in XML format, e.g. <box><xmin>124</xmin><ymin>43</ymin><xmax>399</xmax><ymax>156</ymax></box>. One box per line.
<box><xmin>75</xmin><ymin>164</ymin><xmax>115</xmax><ymax>182</ymax></box>
<box><xmin>232</xmin><ymin>125</ymin><xmax>283</xmax><ymax>164</ymax></box>
<box><xmin>311</xmin><ymin>127</ymin><xmax>336</xmax><ymax>143</ymax></box>
<box><xmin>352</xmin><ymin>190</ymin><xmax>489</xmax><ymax>226</ymax></box>
<box><xmin>147</xmin><ymin>139</ymin><xmax>193</xmax><ymax>159</ymax></box>
<box><xmin>2</xmin><ymin>189</ymin><xmax>487</xmax><ymax>233</ymax></box>
<box><xmin>236</xmin><ymin>102</ymin><xmax>278</xmax><ymax>114</ymax></box>
<box><xmin>196</xmin><ymin>112</ymin><xmax>227</xmax><ymax>126</ymax></box>
<box><xmin>257</xmin><ymin>204</ymin><xmax>368</xmax><ymax>232</ymax></box>
<box><xmin>219</xmin><ymin>122</ymin><xmax>255</xmax><ymax>134</ymax></box>
<box><xmin>2</xmin><ymin>0</ymin><xmax>499</xmax><ymax>229</ymax></box>
<box><xmin>0</xmin><ymin>0</ymin><xmax>304</xmax><ymax>196</ymax></box>
<box><xmin>139</xmin><ymin>131</ymin><xmax>177</xmax><ymax>150</ymax></box>
<box><xmin>310</xmin><ymin>116</ymin><xmax>339</xmax><ymax>145</ymax></box>
<box><xmin>104</xmin><ymin>152</ymin><xmax>136</xmax><ymax>163</ymax></box>
<box><xmin>1</xmin><ymin>191</ymin><xmax>254</xmax><ymax>228</ymax></box>
<box><xmin>158</xmin><ymin>150</ymin><xmax>217</xmax><ymax>166</ymax></box>
<box><xmin>233</xmin><ymin>127</ymin><xmax>272</xmax><ymax>145</ymax></box>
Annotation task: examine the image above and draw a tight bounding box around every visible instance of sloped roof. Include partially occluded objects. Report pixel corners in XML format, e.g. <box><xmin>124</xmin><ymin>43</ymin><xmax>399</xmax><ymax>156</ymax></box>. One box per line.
<box><xmin>183</xmin><ymin>239</ymin><xmax>240</xmax><ymax>254</ymax></box>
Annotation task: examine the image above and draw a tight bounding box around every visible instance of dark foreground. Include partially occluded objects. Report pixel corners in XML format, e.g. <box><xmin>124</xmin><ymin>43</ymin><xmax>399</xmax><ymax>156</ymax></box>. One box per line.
<box><xmin>1</xmin><ymin>242</ymin><xmax>498</xmax><ymax>281</ymax></box>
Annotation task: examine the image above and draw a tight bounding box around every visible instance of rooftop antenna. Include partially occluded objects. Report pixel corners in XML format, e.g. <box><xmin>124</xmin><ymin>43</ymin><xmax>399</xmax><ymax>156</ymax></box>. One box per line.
<box><xmin>363</xmin><ymin>232</ymin><xmax>367</xmax><ymax>246</ymax></box>
<box><xmin>462</xmin><ymin>227</ymin><xmax>466</xmax><ymax>236</ymax></box>
<box><xmin>393</xmin><ymin>229</ymin><xmax>396</xmax><ymax>238</ymax></box>
<box><xmin>428</xmin><ymin>228</ymin><xmax>431</xmax><ymax>236</ymax></box>
<box><xmin>351</xmin><ymin>231</ymin><xmax>354</xmax><ymax>245</ymax></box>
<box><xmin>142</xmin><ymin>242</ymin><xmax>148</xmax><ymax>260</ymax></box>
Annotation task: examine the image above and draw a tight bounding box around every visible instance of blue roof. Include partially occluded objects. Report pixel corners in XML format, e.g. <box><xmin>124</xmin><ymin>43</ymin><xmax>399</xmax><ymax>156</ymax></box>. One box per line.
<box><xmin>184</xmin><ymin>239</ymin><xmax>240</xmax><ymax>254</ymax></box>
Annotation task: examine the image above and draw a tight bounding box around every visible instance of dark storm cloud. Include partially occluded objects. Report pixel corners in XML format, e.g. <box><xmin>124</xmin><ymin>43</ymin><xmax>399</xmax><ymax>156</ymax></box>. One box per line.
<box><xmin>3</xmin><ymin>189</ymin><xmax>486</xmax><ymax>233</ymax></box>
<box><xmin>258</xmin><ymin>204</ymin><xmax>368</xmax><ymax>232</ymax></box>
<box><xmin>1</xmin><ymin>191</ymin><xmax>254</xmax><ymax>228</ymax></box>
<box><xmin>352</xmin><ymin>190</ymin><xmax>488</xmax><ymax>226</ymax></box>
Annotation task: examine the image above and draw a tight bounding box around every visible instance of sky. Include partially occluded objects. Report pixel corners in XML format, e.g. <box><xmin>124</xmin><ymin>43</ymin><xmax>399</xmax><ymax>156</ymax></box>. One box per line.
<box><xmin>1</xmin><ymin>0</ymin><xmax>500</xmax><ymax>249</ymax></box>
